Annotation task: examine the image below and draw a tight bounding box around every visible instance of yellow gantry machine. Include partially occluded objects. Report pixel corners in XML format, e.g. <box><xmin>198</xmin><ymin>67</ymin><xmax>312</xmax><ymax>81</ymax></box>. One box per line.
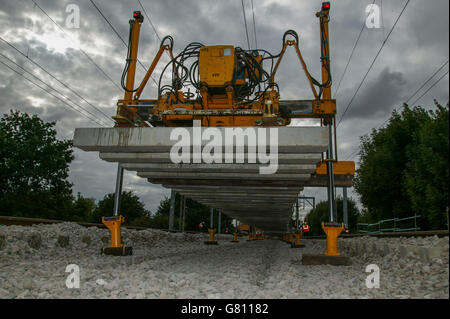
<box><xmin>103</xmin><ymin>3</ymin><xmax>354</xmax><ymax>258</ymax></box>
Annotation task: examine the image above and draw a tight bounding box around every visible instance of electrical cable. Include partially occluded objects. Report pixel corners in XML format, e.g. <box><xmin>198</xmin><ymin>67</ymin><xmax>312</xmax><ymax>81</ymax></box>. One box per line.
<box><xmin>251</xmin><ymin>0</ymin><xmax>258</xmax><ymax>50</ymax></box>
<box><xmin>0</xmin><ymin>60</ymin><xmax>106</xmax><ymax>126</ymax></box>
<box><xmin>334</xmin><ymin>0</ymin><xmax>375</xmax><ymax>98</ymax></box>
<box><xmin>405</xmin><ymin>60</ymin><xmax>449</xmax><ymax>104</ymax></box>
<box><xmin>137</xmin><ymin>0</ymin><xmax>161</xmax><ymax>42</ymax></box>
<box><xmin>0</xmin><ymin>53</ymin><xmax>111</xmax><ymax>126</ymax></box>
<box><xmin>0</xmin><ymin>36</ymin><xmax>114</xmax><ymax>124</ymax></box>
<box><xmin>30</xmin><ymin>0</ymin><xmax>121</xmax><ymax>92</ymax></box>
<box><xmin>241</xmin><ymin>0</ymin><xmax>251</xmax><ymax>50</ymax></box>
<box><xmin>89</xmin><ymin>0</ymin><xmax>158</xmax><ymax>87</ymax></box>
<box><xmin>409</xmin><ymin>69</ymin><xmax>449</xmax><ymax>107</ymax></box>
<box><xmin>337</xmin><ymin>0</ymin><xmax>411</xmax><ymax>128</ymax></box>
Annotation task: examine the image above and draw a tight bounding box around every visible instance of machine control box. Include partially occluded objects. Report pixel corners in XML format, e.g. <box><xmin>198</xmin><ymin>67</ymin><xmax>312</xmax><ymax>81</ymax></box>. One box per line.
<box><xmin>199</xmin><ymin>45</ymin><xmax>235</xmax><ymax>87</ymax></box>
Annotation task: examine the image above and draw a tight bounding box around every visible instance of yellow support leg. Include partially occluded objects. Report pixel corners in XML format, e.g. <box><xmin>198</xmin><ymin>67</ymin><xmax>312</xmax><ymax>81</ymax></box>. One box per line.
<box><xmin>204</xmin><ymin>228</ymin><xmax>218</xmax><ymax>245</ymax></box>
<box><xmin>101</xmin><ymin>215</ymin><xmax>132</xmax><ymax>256</ymax></box>
<box><xmin>287</xmin><ymin>233</ymin><xmax>293</xmax><ymax>244</ymax></box>
<box><xmin>231</xmin><ymin>232</ymin><xmax>239</xmax><ymax>242</ymax></box>
<box><xmin>322</xmin><ymin>222</ymin><xmax>344</xmax><ymax>256</ymax></box>
<box><xmin>102</xmin><ymin>215</ymin><xmax>124</xmax><ymax>248</ymax></box>
<box><xmin>291</xmin><ymin>232</ymin><xmax>305</xmax><ymax>248</ymax></box>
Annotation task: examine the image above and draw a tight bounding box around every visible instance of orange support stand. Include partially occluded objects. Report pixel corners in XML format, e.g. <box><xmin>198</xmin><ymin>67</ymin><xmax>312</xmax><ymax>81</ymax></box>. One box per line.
<box><xmin>101</xmin><ymin>215</ymin><xmax>133</xmax><ymax>256</ymax></box>
<box><xmin>322</xmin><ymin>222</ymin><xmax>344</xmax><ymax>256</ymax></box>
<box><xmin>231</xmin><ymin>232</ymin><xmax>239</xmax><ymax>243</ymax></box>
<box><xmin>102</xmin><ymin>215</ymin><xmax>124</xmax><ymax>248</ymax></box>
<box><xmin>287</xmin><ymin>233</ymin><xmax>293</xmax><ymax>244</ymax></box>
<box><xmin>291</xmin><ymin>231</ymin><xmax>305</xmax><ymax>248</ymax></box>
<box><xmin>204</xmin><ymin>228</ymin><xmax>218</xmax><ymax>245</ymax></box>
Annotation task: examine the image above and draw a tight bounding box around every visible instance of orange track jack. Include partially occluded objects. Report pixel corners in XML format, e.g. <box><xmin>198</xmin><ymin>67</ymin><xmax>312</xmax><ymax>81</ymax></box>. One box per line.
<box><xmin>101</xmin><ymin>215</ymin><xmax>132</xmax><ymax>256</ymax></box>
<box><xmin>204</xmin><ymin>228</ymin><xmax>218</xmax><ymax>245</ymax></box>
<box><xmin>291</xmin><ymin>231</ymin><xmax>305</xmax><ymax>248</ymax></box>
<box><xmin>322</xmin><ymin>222</ymin><xmax>344</xmax><ymax>256</ymax></box>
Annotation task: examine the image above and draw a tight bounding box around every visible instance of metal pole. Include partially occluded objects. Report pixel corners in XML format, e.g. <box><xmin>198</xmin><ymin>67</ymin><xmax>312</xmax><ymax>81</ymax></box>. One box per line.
<box><xmin>218</xmin><ymin>210</ymin><xmax>221</xmax><ymax>234</ymax></box>
<box><xmin>113</xmin><ymin>163</ymin><xmax>124</xmax><ymax>216</ymax></box>
<box><xmin>169</xmin><ymin>190</ymin><xmax>175</xmax><ymax>231</ymax></box>
<box><xmin>326</xmin><ymin>121</ymin><xmax>336</xmax><ymax>222</ymax></box>
<box><xmin>296</xmin><ymin>197</ymin><xmax>299</xmax><ymax>227</ymax></box>
<box><xmin>210</xmin><ymin>208</ymin><xmax>214</xmax><ymax>229</ymax></box>
<box><xmin>343</xmin><ymin>187</ymin><xmax>348</xmax><ymax>229</ymax></box>
<box><xmin>179</xmin><ymin>195</ymin><xmax>184</xmax><ymax>231</ymax></box>
<box><xmin>182</xmin><ymin>196</ymin><xmax>186</xmax><ymax>232</ymax></box>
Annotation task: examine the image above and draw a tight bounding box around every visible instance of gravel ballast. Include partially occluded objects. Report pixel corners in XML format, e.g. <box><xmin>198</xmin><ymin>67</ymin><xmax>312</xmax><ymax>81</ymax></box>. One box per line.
<box><xmin>0</xmin><ymin>222</ymin><xmax>448</xmax><ymax>299</ymax></box>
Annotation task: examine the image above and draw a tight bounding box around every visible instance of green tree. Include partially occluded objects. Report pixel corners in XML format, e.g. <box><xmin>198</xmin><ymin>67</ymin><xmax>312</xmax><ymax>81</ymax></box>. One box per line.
<box><xmin>404</xmin><ymin>102</ymin><xmax>449</xmax><ymax>229</ymax></box>
<box><xmin>72</xmin><ymin>192</ymin><xmax>96</xmax><ymax>222</ymax></box>
<box><xmin>305</xmin><ymin>197</ymin><xmax>360</xmax><ymax>236</ymax></box>
<box><xmin>0</xmin><ymin>110</ymin><xmax>74</xmax><ymax>220</ymax></box>
<box><xmin>90</xmin><ymin>191</ymin><xmax>150</xmax><ymax>224</ymax></box>
<box><xmin>354</xmin><ymin>104</ymin><xmax>431</xmax><ymax>223</ymax></box>
<box><xmin>354</xmin><ymin>102</ymin><xmax>449</xmax><ymax>230</ymax></box>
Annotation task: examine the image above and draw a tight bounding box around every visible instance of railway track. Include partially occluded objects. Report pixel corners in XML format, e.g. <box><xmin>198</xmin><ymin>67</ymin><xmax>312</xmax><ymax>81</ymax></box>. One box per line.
<box><xmin>1</xmin><ymin>215</ymin><xmax>447</xmax><ymax>238</ymax></box>
<box><xmin>0</xmin><ymin>215</ymin><xmax>204</xmax><ymax>235</ymax></box>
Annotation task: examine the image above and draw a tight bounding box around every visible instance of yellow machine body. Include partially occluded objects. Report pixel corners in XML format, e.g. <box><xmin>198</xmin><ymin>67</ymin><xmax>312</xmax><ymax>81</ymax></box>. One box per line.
<box><xmin>199</xmin><ymin>45</ymin><xmax>235</xmax><ymax>87</ymax></box>
<box><xmin>238</xmin><ymin>224</ymin><xmax>250</xmax><ymax>232</ymax></box>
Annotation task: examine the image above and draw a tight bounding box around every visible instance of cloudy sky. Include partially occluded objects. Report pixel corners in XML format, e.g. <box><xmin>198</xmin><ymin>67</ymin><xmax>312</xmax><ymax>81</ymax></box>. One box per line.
<box><xmin>0</xmin><ymin>0</ymin><xmax>448</xmax><ymax>215</ymax></box>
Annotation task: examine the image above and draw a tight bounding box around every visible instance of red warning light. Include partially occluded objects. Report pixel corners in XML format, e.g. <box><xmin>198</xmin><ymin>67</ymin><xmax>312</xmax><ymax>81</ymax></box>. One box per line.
<box><xmin>322</xmin><ymin>2</ymin><xmax>331</xmax><ymax>10</ymax></box>
<box><xmin>133</xmin><ymin>11</ymin><xmax>141</xmax><ymax>19</ymax></box>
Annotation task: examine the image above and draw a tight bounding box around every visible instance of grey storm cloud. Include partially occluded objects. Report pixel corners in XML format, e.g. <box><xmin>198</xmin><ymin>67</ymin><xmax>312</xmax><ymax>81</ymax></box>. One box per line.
<box><xmin>0</xmin><ymin>0</ymin><xmax>448</xmax><ymax>212</ymax></box>
<box><xmin>337</xmin><ymin>67</ymin><xmax>407</xmax><ymax>122</ymax></box>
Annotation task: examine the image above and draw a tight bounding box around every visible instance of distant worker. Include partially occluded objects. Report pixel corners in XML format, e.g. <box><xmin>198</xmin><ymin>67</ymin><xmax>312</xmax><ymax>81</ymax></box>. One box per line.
<box><xmin>199</xmin><ymin>221</ymin><xmax>206</xmax><ymax>232</ymax></box>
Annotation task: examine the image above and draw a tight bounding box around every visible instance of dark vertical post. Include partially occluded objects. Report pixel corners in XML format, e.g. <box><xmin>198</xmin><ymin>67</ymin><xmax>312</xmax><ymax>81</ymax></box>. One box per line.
<box><xmin>179</xmin><ymin>195</ymin><xmax>184</xmax><ymax>231</ymax></box>
<box><xmin>326</xmin><ymin>122</ymin><xmax>336</xmax><ymax>222</ymax></box>
<box><xmin>218</xmin><ymin>210</ymin><xmax>222</xmax><ymax>234</ymax></box>
<box><xmin>210</xmin><ymin>208</ymin><xmax>214</xmax><ymax>229</ymax></box>
<box><xmin>343</xmin><ymin>187</ymin><xmax>348</xmax><ymax>229</ymax></box>
<box><xmin>182</xmin><ymin>196</ymin><xmax>186</xmax><ymax>232</ymax></box>
<box><xmin>113</xmin><ymin>163</ymin><xmax>124</xmax><ymax>216</ymax></box>
<box><xmin>169</xmin><ymin>190</ymin><xmax>175</xmax><ymax>231</ymax></box>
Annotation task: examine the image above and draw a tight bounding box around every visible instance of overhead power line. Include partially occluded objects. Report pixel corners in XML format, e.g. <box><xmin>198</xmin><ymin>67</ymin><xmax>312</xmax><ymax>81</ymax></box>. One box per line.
<box><xmin>0</xmin><ymin>36</ymin><xmax>114</xmax><ymax>125</ymax></box>
<box><xmin>409</xmin><ymin>69</ymin><xmax>449</xmax><ymax>106</ymax></box>
<box><xmin>0</xmin><ymin>60</ymin><xmax>106</xmax><ymax>126</ymax></box>
<box><xmin>367</xmin><ymin>64</ymin><xmax>449</xmax><ymax>134</ymax></box>
<box><xmin>241</xmin><ymin>0</ymin><xmax>251</xmax><ymax>50</ymax></box>
<box><xmin>344</xmin><ymin>62</ymin><xmax>449</xmax><ymax>160</ymax></box>
<box><xmin>251</xmin><ymin>0</ymin><xmax>258</xmax><ymax>49</ymax></box>
<box><xmin>345</xmin><ymin>147</ymin><xmax>360</xmax><ymax>160</ymax></box>
<box><xmin>405</xmin><ymin>60</ymin><xmax>449</xmax><ymax>104</ymax></box>
<box><xmin>30</xmin><ymin>0</ymin><xmax>121</xmax><ymax>92</ymax></box>
<box><xmin>137</xmin><ymin>0</ymin><xmax>161</xmax><ymax>42</ymax></box>
<box><xmin>89</xmin><ymin>0</ymin><xmax>158</xmax><ymax>87</ymax></box>
<box><xmin>0</xmin><ymin>52</ymin><xmax>110</xmax><ymax>126</ymax></box>
<box><xmin>88</xmin><ymin>0</ymin><xmax>127</xmax><ymax>47</ymax></box>
<box><xmin>337</xmin><ymin>0</ymin><xmax>411</xmax><ymax>128</ymax></box>
<box><xmin>334</xmin><ymin>0</ymin><xmax>376</xmax><ymax>98</ymax></box>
